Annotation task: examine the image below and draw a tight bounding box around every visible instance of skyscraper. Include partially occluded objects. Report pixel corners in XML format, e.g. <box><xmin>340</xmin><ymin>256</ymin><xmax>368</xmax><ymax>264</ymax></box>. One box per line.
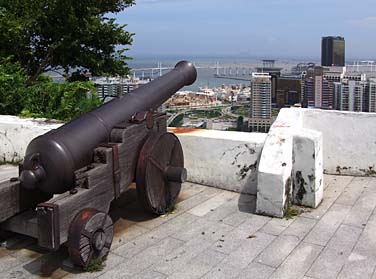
<box><xmin>333</xmin><ymin>80</ymin><xmax>366</xmax><ymax>112</ymax></box>
<box><xmin>321</xmin><ymin>36</ymin><xmax>345</xmax><ymax>67</ymax></box>
<box><xmin>302</xmin><ymin>67</ymin><xmax>332</xmax><ymax>109</ymax></box>
<box><xmin>249</xmin><ymin>73</ymin><xmax>272</xmax><ymax>133</ymax></box>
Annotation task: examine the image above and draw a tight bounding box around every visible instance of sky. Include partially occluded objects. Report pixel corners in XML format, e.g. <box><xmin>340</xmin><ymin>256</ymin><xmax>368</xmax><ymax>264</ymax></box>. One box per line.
<box><xmin>114</xmin><ymin>0</ymin><xmax>376</xmax><ymax>60</ymax></box>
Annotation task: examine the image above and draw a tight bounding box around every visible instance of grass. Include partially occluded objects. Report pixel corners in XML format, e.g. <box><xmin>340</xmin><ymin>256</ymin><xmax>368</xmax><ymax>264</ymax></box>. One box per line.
<box><xmin>188</xmin><ymin>110</ymin><xmax>221</xmax><ymax>119</ymax></box>
<box><xmin>284</xmin><ymin>205</ymin><xmax>301</xmax><ymax>220</ymax></box>
<box><xmin>231</xmin><ymin>106</ymin><xmax>249</xmax><ymax>117</ymax></box>
<box><xmin>163</xmin><ymin>203</ymin><xmax>177</xmax><ymax>216</ymax></box>
<box><xmin>83</xmin><ymin>257</ymin><xmax>106</xmax><ymax>273</ymax></box>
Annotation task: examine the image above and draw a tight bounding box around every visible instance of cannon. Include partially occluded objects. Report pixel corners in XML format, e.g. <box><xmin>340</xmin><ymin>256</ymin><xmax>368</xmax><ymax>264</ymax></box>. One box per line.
<box><xmin>0</xmin><ymin>61</ymin><xmax>197</xmax><ymax>267</ymax></box>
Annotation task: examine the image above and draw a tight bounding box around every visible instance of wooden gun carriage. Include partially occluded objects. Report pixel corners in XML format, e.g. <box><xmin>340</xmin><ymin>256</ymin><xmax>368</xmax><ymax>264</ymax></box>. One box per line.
<box><xmin>0</xmin><ymin>61</ymin><xmax>196</xmax><ymax>267</ymax></box>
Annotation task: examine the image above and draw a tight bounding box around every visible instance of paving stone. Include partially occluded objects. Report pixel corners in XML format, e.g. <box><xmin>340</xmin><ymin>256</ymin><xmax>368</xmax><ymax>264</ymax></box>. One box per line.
<box><xmin>0</xmin><ymin>249</ymin><xmax>23</xmax><ymax>273</ymax></box>
<box><xmin>338</xmin><ymin>214</ymin><xmax>376</xmax><ymax>279</ymax></box>
<box><xmin>133</xmin><ymin>270</ymin><xmax>168</xmax><ymax>279</ymax></box>
<box><xmin>269</xmin><ymin>242</ymin><xmax>323</xmax><ymax>279</ymax></box>
<box><xmin>325</xmin><ymin>176</ymin><xmax>354</xmax><ymax>197</ymax></box>
<box><xmin>64</xmin><ymin>252</ymin><xmax>125</xmax><ymax>279</ymax></box>
<box><xmin>304</xmin><ymin>203</ymin><xmax>352</xmax><ymax>246</ymax></box>
<box><xmin>236</xmin><ymin>262</ymin><xmax>275</xmax><ymax>279</ymax></box>
<box><xmin>342</xmin><ymin>188</ymin><xmax>376</xmax><ymax>228</ymax></box>
<box><xmin>237</xmin><ymin>193</ymin><xmax>257</xmax><ymax>213</ymax></box>
<box><xmin>212</xmin><ymin>214</ymin><xmax>271</xmax><ymax>254</ymax></box>
<box><xmin>133</xmin><ymin>183</ymin><xmax>208</xmax><ymax>230</ymax></box>
<box><xmin>173</xmin><ymin>217</ymin><xmax>233</xmax><ymax>243</ymax></box>
<box><xmin>361</xmin><ymin>177</ymin><xmax>376</xmax><ymax>193</ymax></box>
<box><xmin>201</xmin><ymin>262</ymin><xmax>240</xmax><ymax>279</ymax></box>
<box><xmin>149</xmin><ymin>212</ymin><xmax>198</xmax><ymax>239</ymax></box>
<box><xmin>188</xmin><ymin>191</ymin><xmax>238</xmax><ymax>217</ymax></box>
<box><xmin>259</xmin><ymin>217</ymin><xmax>295</xmax><ymax>236</ymax></box>
<box><xmin>220</xmin><ymin>232</ymin><xmax>275</xmax><ymax>269</ymax></box>
<box><xmin>2</xmin><ymin>250</ymin><xmax>69</xmax><ymax>279</ymax></box>
<box><xmin>177</xmin><ymin>187</ymin><xmax>223</xmax><ymax>212</ymax></box>
<box><xmin>198</xmin><ymin>196</ymin><xmax>239</xmax><ymax>223</ymax></box>
<box><xmin>113</xmin><ymin>213</ymin><xmax>196</xmax><ymax>258</ymax></box>
<box><xmin>111</xmin><ymin>221</ymin><xmax>149</xmax><ymax>250</ymax></box>
<box><xmin>168</xmin><ymin>249</ymin><xmax>226</xmax><ymax>279</ymax></box>
<box><xmin>335</xmin><ymin>177</ymin><xmax>368</xmax><ymax>206</ymax></box>
<box><xmin>101</xmin><ymin>237</ymin><xmax>184</xmax><ymax>278</ymax></box>
<box><xmin>255</xmin><ymin>234</ymin><xmax>301</xmax><ymax>268</ymax></box>
<box><xmin>307</xmin><ymin>224</ymin><xmax>362</xmax><ymax>279</ymax></box>
<box><xmin>178</xmin><ymin>182</ymin><xmax>208</xmax><ymax>201</ymax></box>
<box><xmin>282</xmin><ymin>217</ymin><xmax>317</xmax><ymax>240</ymax></box>
<box><xmin>152</xmin><ymin>237</ymin><xmax>213</xmax><ymax>275</ymax></box>
<box><xmin>222</xmin><ymin>210</ymin><xmax>252</xmax><ymax>227</ymax></box>
<box><xmin>301</xmin><ymin>176</ymin><xmax>352</xmax><ymax>220</ymax></box>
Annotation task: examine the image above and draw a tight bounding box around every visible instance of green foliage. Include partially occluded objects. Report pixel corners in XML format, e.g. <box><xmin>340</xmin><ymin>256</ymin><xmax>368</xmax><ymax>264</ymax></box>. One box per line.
<box><xmin>284</xmin><ymin>205</ymin><xmax>301</xmax><ymax>220</ymax></box>
<box><xmin>83</xmin><ymin>257</ymin><xmax>106</xmax><ymax>273</ymax></box>
<box><xmin>0</xmin><ymin>58</ymin><xmax>100</xmax><ymax>121</ymax></box>
<box><xmin>21</xmin><ymin>80</ymin><xmax>101</xmax><ymax>121</ymax></box>
<box><xmin>236</xmin><ymin>116</ymin><xmax>244</xmax><ymax>131</ymax></box>
<box><xmin>189</xmin><ymin>109</ymin><xmax>221</xmax><ymax>119</ymax></box>
<box><xmin>0</xmin><ymin>0</ymin><xmax>134</xmax><ymax>83</ymax></box>
<box><xmin>231</xmin><ymin>106</ymin><xmax>249</xmax><ymax>117</ymax></box>
<box><xmin>0</xmin><ymin>58</ymin><xmax>27</xmax><ymax>115</ymax></box>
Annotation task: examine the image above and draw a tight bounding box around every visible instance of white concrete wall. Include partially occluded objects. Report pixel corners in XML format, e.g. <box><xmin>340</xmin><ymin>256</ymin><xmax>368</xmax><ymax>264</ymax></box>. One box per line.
<box><xmin>170</xmin><ymin>128</ymin><xmax>267</xmax><ymax>195</ymax></box>
<box><xmin>0</xmin><ymin>115</ymin><xmax>62</xmax><ymax>163</ymax></box>
<box><xmin>302</xmin><ymin>109</ymin><xmax>376</xmax><ymax>176</ymax></box>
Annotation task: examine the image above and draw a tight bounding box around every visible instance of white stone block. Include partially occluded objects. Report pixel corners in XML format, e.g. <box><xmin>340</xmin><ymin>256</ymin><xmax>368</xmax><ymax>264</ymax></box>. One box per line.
<box><xmin>292</xmin><ymin>129</ymin><xmax>323</xmax><ymax>208</ymax></box>
<box><xmin>170</xmin><ymin>128</ymin><xmax>267</xmax><ymax>195</ymax></box>
<box><xmin>256</xmin><ymin>132</ymin><xmax>294</xmax><ymax>218</ymax></box>
<box><xmin>0</xmin><ymin>115</ymin><xmax>62</xmax><ymax>163</ymax></box>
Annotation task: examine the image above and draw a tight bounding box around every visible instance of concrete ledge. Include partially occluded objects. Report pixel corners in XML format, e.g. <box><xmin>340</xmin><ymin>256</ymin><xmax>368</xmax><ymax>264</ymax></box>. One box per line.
<box><xmin>0</xmin><ymin>115</ymin><xmax>62</xmax><ymax>163</ymax></box>
<box><xmin>170</xmin><ymin>128</ymin><xmax>267</xmax><ymax>195</ymax></box>
<box><xmin>302</xmin><ymin>109</ymin><xmax>376</xmax><ymax>176</ymax></box>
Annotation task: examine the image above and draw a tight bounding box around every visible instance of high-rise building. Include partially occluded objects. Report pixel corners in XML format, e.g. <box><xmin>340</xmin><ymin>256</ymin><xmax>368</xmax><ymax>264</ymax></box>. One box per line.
<box><xmin>276</xmin><ymin>77</ymin><xmax>302</xmax><ymax>108</ymax></box>
<box><xmin>302</xmin><ymin>67</ymin><xmax>333</xmax><ymax>109</ymax></box>
<box><xmin>321</xmin><ymin>36</ymin><xmax>345</xmax><ymax>67</ymax></box>
<box><xmin>249</xmin><ymin>73</ymin><xmax>272</xmax><ymax>133</ymax></box>
<box><xmin>255</xmin><ymin>60</ymin><xmax>282</xmax><ymax>105</ymax></box>
<box><xmin>333</xmin><ymin>80</ymin><xmax>366</xmax><ymax>112</ymax></box>
<box><xmin>94</xmin><ymin>77</ymin><xmax>149</xmax><ymax>101</ymax></box>
<box><xmin>367</xmin><ymin>82</ymin><xmax>376</xmax><ymax>112</ymax></box>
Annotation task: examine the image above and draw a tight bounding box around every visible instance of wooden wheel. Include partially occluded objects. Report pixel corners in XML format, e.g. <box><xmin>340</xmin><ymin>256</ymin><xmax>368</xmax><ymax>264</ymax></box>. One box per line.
<box><xmin>136</xmin><ymin>132</ymin><xmax>186</xmax><ymax>215</ymax></box>
<box><xmin>68</xmin><ymin>209</ymin><xmax>113</xmax><ymax>267</ymax></box>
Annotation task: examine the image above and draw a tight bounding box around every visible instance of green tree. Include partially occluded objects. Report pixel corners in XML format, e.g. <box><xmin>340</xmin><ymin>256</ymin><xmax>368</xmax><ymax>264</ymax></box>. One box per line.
<box><xmin>0</xmin><ymin>0</ymin><xmax>134</xmax><ymax>84</ymax></box>
<box><xmin>236</xmin><ymin>116</ymin><xmax>244</xmax><ymax>131</ymax></box>
<box><xmin>0</xmin><ymin>57</ymin><xmax>27</xmax><ymax>115</ymax></box>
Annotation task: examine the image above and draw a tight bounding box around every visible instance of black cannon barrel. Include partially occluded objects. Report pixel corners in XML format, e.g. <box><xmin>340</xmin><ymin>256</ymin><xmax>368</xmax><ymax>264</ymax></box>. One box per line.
<box><xmin>20</xmin><ymin>61</ymin><xmax>197</xmax><ymax>194</ymax></box>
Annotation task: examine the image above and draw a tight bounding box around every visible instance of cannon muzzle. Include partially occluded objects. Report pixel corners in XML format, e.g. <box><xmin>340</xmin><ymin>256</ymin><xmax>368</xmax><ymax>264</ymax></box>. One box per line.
<box><xmin>20</xmin><ymin>61</ymin><xmax>197</xmax><ymax>194</ymax></box>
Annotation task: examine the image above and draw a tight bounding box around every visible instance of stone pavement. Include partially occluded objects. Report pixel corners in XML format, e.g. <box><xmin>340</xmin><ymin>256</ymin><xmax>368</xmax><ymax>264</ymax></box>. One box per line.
<box><xmin>0</xmin><ymin>165</ymin><xmax>376</xmax><ymax>278</ymax></box>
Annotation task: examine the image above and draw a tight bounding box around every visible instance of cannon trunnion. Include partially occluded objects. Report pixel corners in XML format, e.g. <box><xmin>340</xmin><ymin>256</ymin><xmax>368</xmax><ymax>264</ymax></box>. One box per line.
<box><xmin>0</xmin><ymin>61</ymin><xmax>196</xmax><ymax>268</ymax></box>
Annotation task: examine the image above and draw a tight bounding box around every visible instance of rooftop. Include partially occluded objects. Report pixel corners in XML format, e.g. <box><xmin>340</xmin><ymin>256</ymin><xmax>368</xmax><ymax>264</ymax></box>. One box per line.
<box><xmin>1</xmin><ymin>107</ymin><xmax>376</xmax><ymax>278</ymax></box>
<box><xmin>0</xmin><ymin>164</ymin><xmax>375</xmax><ymax>278</ymax></box>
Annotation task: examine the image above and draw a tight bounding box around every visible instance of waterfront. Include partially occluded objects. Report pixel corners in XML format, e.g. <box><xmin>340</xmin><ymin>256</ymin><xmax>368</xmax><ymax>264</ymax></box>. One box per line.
<box><xmin>127</xmin><ymin>56</ymin><xmax>320</xmax><ymax>91</ymax></box>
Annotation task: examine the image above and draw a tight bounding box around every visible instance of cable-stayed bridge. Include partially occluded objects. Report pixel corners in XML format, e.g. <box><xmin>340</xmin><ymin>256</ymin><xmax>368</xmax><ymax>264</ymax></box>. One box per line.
<box><xmin>131</xmin><ymin>62</ymin><xmax>253</xmax><ymax>81</ymax></box>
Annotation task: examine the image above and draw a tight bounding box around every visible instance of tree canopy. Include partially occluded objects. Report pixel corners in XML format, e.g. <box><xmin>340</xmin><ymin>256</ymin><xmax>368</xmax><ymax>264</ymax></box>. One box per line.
<box><xmin>0</xmin><ymin>0</ymin><xmax>134</xmax><ymax>84</ymax></box>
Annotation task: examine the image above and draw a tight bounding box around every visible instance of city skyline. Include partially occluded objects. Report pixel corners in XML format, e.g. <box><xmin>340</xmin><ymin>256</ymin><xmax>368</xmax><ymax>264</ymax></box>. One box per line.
<box><xmin>115</xmin><ymin>0</ymin><xmax>376</xmax><ymax>59</ymax></box>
